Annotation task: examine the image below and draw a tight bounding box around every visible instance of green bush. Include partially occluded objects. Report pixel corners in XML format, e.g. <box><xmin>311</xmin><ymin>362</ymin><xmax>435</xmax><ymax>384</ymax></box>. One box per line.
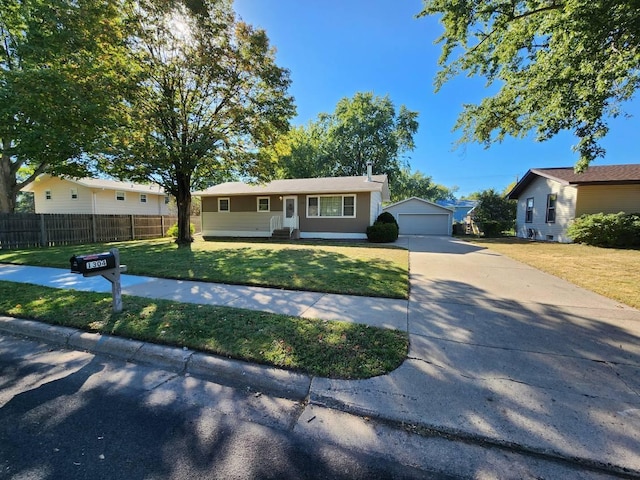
<box><xmin>567</xmin><ymin>212</ymin><xmax>640</xmax><ymax>247</ymax></box>
<box><xmin>367</xmin><ymin>222</ymin><xmax>399</xmax><ymax>243</ymax></box>
<box><xmin>376</xmin><ymin>211</ymin><xmax>398</xmax><ymax>227</ymax></box>
<box><xmin>167</xmin><ymin>222</ymin><xmax>195</xmax><ymax>238</ymax></box>
<box><xmin>477</xmin><ymin>220</ymin><xmax>513</xmax><ymax>237</ymax></box>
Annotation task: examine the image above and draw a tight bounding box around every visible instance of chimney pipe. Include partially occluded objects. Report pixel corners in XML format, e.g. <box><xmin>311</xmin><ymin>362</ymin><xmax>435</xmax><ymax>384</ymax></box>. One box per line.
<box><xmin>366</xmin><ymin>161</ymin><xmax>372</xmax><ymax>182</ymax></box>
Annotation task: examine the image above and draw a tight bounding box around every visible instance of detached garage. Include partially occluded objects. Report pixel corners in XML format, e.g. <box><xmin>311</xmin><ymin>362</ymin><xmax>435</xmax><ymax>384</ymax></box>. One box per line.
<box><xmin>383</xmin><ymin>197</ymin><xmax>453</xmax><ymax>236</ymax></box>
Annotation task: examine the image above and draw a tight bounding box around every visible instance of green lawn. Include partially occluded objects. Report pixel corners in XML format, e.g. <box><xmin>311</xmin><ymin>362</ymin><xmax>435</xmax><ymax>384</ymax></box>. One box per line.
<box><xmin>0</xmin><ymin>282</ymin><xmax>408</xmax><ymax>379</ymax></box>
<box><xmin>0</xmin><ymin>237</ymin><xmax>409</xmax><ymax>299</ymax></box>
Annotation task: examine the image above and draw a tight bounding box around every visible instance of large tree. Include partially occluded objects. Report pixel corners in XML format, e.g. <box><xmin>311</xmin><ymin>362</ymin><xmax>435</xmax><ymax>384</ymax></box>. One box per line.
<box><xmin>0</xmin><ymin>0</ymin><xmax>133</xmax><ymax>213</ymax></box>
<box><xmin>268</xmin><ymin>92</ymin><xmax>418</xmax><ymax>183</ymax></box>
<box><xmin>104</xmin><ymin>0</ymin><xmax>295</xmax><ymax>246</ymax></box>
<box><xmin>390</xmin><ymin>168</ymin><xmax>457</xmax><ymax>203</ymax></box>
<box><xmin>419</xmin><ymin>0</ymin><xmax>640</xmax><ymax>171</ymax></box>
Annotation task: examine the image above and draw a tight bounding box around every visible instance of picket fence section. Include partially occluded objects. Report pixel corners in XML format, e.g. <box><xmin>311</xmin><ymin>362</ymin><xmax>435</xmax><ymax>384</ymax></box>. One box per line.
<box><xmin>0</xmin><ymin>213</ymin><xmax>186</xmax><ymax>249</ymax></box>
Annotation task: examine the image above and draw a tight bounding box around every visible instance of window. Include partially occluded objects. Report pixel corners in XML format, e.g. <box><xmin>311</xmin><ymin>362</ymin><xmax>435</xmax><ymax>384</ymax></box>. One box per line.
<box><xmin>257</xmin><ymin>197</ymin><xmax>270</xmax><ymax>212</ymax></box>
<box><xmin>116</xmin><ymin>191</ymin><xmax>125</xmax><ymax>201</ymax></box>
<box><xmin>45</xmin><ymin>190</ymin><xmax>52</xmax><ymax>200</ymax></box>
<box><xmin>307</xmin><ymin>195</ymin><xmax>356</xmax><ymax>218</ymax></box>
<box><xmin>164</xmin><ymin>195</ymin><xmax>170</xmax><ymax>205</ymax></box>
<box><xmin>525</xmin><ymin>198</ymin><xmax>534</xmax><ymax>223</ymax></box>
<box><xmin>218</xmin><ymin>197</ymin><xmax>230</xmax><ymax>212</ymax></box>
<box><xmin>140</xmin><ymin>194</ymin><xmax>147</xmax><ymax>203</ymax></box>
<box><xmin>70</xmin><ymin>188</ymin><xmax>78</xmax><ymax>200</ymax></box>
<box><xmin>546</xmin><ymin>194</ymin><xmax>557</xmax><ymax>223</ymax></box>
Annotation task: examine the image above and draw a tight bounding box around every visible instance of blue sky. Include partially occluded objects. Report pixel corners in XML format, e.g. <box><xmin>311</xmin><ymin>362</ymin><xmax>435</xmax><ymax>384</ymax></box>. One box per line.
<box><xmin>233</xmin><ymin>0</ymin><xmax>639</xmax><ymax>197</ymax></box>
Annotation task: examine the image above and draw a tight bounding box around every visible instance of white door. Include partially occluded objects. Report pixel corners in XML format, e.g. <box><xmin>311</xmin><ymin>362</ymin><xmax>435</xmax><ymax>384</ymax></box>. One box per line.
<box><xmin>283</xmin><ymin>196</ymin><xmax>298</xmax><ymax>229</ymax></box>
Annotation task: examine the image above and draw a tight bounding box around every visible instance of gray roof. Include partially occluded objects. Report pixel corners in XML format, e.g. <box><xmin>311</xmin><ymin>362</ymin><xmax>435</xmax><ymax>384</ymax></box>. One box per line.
<box><xmin>508</xmin><ymin>164</ymin><xmax>640</xmax><ymax>199</ymax></box>
<box><xmin>194</xmin><ymin>175</ymin><xmax>390</xmax><ymax>200</ymax></box>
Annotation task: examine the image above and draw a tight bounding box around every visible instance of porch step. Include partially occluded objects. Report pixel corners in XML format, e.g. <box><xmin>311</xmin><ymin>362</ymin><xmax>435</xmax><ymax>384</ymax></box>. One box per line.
<box><xmin>271</xmin><ymin>228</ymin><xmax>291</xmax><ymax>240</ymax></box>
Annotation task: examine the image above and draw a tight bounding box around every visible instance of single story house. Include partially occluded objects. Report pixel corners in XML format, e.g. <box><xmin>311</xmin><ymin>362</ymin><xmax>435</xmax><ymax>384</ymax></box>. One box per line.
<box><xmin>22</xmin><ymin>175</ymin><xmax>170</xmax><ymax>215</ymax></box>
<box><xmin>193</xmin><ymin>173</ymin><xmax>389</xmax><ymax>240</ymax></box>
<box><xmin>383</xmin><ymin>197</ymin><xmax>454</xmax><ymax>236</ymax></box>
<box><xmin>507</xmin><ymin>164</ymin><xmax>640</xmax><ymax>242</ymax></box>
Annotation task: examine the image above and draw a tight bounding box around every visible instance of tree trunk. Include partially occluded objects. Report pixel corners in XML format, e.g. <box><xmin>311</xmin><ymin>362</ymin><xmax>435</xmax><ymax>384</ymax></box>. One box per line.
<box><xmin>0</xmin><ymin>152</ymin><xmax>17</xmax><ymax>213</ymax></box>
<box><xmin>175</xmin><ymin>171</ymin><xmax>193</xmax><ymax>248</ymax></box>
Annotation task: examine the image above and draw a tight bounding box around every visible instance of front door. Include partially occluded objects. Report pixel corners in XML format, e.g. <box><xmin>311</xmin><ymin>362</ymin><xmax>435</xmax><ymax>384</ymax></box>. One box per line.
<box><xmin>283</xmin><ymin>196</ymin><xmax>298</xmax><ymax>229</ymax></box>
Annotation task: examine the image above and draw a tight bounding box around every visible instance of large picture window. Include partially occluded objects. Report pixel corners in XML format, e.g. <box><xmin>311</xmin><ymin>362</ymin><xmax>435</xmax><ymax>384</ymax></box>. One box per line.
<box><xmin>546</xmin><ymin>194</ymin><xmax>557</xmax><ymax>223</ymax></box>
<box><xmin>307</xmin><ymin>195</ymin><xmax>356</xmax><ymax>218</ymax></box>
<box><xmin>525</xmin><ymin>198</ymin><xmax>534</xmax><ymax>223</ymax></box>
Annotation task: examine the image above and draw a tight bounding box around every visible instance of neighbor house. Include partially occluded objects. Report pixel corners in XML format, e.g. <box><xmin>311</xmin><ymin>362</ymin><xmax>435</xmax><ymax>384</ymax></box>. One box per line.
<box><xmin>193</xmin><ymin>172</ymin><xmax>389</xmax><ymax>240</ymax></box>
<box><xmin>507</xmin><ymin>164</ymin><xmax>640</xmax><ymax>242</ymax></box>
<box><xmin>383</xmin><ymin>197</ymin><xmax>454</xmax><ymax>236</ymax></box>
<box><xmin>22</xmin><ymin>175</ymin><xmax>171</xmax><ymax>215</ymax></box>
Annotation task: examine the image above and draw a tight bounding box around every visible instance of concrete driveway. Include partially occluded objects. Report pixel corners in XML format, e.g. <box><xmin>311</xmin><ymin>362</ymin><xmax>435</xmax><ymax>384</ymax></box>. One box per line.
<box><xmin>311</xmin><ymin>235</ymin><xmax>640</xmax><ymax>476</ymax></box>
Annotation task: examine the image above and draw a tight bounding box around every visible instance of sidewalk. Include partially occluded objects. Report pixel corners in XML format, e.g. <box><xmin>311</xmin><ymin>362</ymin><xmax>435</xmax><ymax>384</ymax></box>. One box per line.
<box><xmin>2</xmin><ymin>236</ymin><xmax>640</xmax><ymax>478</ymax></box>
<box><xmin>0</xmin><ymin>263</ymin><xmax>407</xmax><ymax>330</ymax></box>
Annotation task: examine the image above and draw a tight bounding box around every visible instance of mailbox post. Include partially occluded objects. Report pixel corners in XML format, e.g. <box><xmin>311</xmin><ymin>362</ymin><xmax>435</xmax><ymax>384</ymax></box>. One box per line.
<box><xmin>70</xmin><ymin>248</ymin><xmax>127</xmax><ymax>313</ymax></box>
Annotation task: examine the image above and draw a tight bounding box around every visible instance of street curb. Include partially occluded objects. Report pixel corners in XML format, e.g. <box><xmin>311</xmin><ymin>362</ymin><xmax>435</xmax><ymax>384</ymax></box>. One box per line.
<box><xmin>0</xmin><ymin>316</ymin><xmax>312</xmax><ymax>401</ymax></box>
<box><xmin>309</xmin><ymin>392</ymin><xmax>640</xmax><ymax>479</ymax></box>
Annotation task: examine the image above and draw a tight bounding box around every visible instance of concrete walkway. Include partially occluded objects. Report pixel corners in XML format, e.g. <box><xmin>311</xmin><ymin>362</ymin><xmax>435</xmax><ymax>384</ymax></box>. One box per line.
<box><xmin>2</xmin><ymin>235</ymin><xmax>640</xmax><ymax>477</ymax></box>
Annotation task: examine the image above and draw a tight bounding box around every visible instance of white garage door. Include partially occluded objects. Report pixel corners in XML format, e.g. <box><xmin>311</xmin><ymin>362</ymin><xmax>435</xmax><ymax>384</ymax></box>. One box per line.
<box><xmin>398</xmin><ymin>214</ymin><xmax>450</xmax><ymax>235</ymax></box>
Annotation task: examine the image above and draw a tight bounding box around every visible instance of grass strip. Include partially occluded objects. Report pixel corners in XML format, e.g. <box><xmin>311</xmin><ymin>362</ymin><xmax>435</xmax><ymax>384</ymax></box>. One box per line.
<box><xmin>0</xmin><ymin>281</ymin><xmax>408</xmax><ymax>379</ymax></box>
<box><xmin>0</xmin><ymin>238</ymin><xmax>409</xmax><ymax>299</ymax></box>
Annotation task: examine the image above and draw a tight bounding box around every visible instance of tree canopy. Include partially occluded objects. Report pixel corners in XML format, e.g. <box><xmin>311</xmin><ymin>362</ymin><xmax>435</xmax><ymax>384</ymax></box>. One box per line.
<box><xmin>103</xmin><ymin>0</ymin><xmax>295</xmax><ymax>245</ymax></box>
<box><xmin>390</xmin><ymin>169</ymin><xmax>457</xmax><ymax>203</ymax></box>
<box><xmin>0</xmin><ymin>0</ymin><xmax>134</xmax><ymax>213</ymax></box>
<box><xmin>268</xmin><ymin>92</ymin><xmax>418</xmax><ymax>183</ymax></box>
<box><xmin>419</xmin><ymin>0</ymin><xmax>640</xmax><ymax>171</ymax></box>
<box><xmin>470</xmin><ymin>188</ymin><xmax>516</xmax><ymax>236</ymax></box>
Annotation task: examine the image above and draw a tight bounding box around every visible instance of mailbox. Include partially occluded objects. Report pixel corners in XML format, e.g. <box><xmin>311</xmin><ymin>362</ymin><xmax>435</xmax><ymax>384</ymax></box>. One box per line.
<box><xmin>70</xmin><ymin>252</ymin><xmax>117</xmax><ymax>275</ymax></box>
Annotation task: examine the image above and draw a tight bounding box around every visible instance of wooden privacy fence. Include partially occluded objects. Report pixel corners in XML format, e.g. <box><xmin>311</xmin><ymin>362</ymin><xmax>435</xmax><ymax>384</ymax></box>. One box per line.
<box><xmin>0</xmin><ymin>214</ymin><xmax>192</xmax><ymax>249</ymax></box>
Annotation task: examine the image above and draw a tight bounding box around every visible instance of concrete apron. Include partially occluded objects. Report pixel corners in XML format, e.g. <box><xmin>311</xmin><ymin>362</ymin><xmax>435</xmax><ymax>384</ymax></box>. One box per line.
<box><xmin>311</xmin><ymin>236</ymin><xmax>640</xmax><ymax>475</ymax></box>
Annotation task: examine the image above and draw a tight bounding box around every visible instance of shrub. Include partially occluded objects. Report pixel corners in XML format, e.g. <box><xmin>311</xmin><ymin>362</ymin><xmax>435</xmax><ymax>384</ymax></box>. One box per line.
<box><xmin>376</xmin><ymin>211</ymin><xmax>398</xmax><ymax>227</ymax></box>
<box><xmin>367</xmin><ymin>222</ymin><xmax>399</xmax><ymax>243</ymax></box>
<box><xmin>167</xmin><ymin>222</ymin><xmax>195</xmax><ymax>238</ymax></box>
<box><xmin>567</xmin><ymin>212</ymin><xmax>640</xmax><ymax>247</ymax></box>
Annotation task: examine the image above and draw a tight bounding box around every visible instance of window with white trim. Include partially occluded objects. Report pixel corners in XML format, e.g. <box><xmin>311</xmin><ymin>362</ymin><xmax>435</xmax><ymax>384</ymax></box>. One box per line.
<box><xmin>116</xmin><ymin>191</ymin><xmax>125</xmax><ymax>201</ymax></box>
<box><xmin>525</xmin><ymin>198</ymin><xmax>534</xmax><ymax>223</ymax></box>
<box><xmin>546</xmin><ymin>194</ymin><xmax>557</xmax><ymax>223</ymax></box>
<box><xmin>306</xmin><ymin>195</ymin><xmax>356</xmax><ymax>218</ymax></box>
<box><xmin>140</xmin><ymin>193</ymin><xmax>147</xmax><ymax>203</ymax></box>
<box><xmin>218</xmin><ymin>197</ymin><xmax>230</xmax><ymax>212</ymax></box>
<box><xmin>257</xmin><ymin>197</ymin><xmax>270</xmax><ymax>212</ymax></box>
<box><xmin>164</xmin><ymin>195</ymin><xmax>170</xmax><ymax>204</ymax></box>
<box><xmin>45</xmin><ymin>190</ymin><xmax>52</xmax><ymax>200</ymax></box>
<box><xmin>70</xmin><ymin>188</ymin><xmax>78</xmax><ymax>200</ymax></box>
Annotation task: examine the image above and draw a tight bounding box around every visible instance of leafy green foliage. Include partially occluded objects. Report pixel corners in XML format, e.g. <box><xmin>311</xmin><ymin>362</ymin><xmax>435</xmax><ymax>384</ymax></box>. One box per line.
<box><xmin>166</xmin><ymin>222</ymin><xmax>195</xmax><ymax>238</ymax></box>
<box><xmin>419</xmin><ymin>0</ymin><xmax>640</xmax><ymax>170</ymax></box>
<box><xmin>391</xmin><ymin>168</ymin><xmax>457</xmax><ymax>202</ymax></box>
<box><xmin>376</xmin><ymin>211</ymin><xmax>399</xmax><ymax>227</ymax></box>
<box><xmin>567</xmin><ymin>212</ymin><xmax>640</xmax><ymax>247</ymax></box>
<box><xmin>471</xmin><ymin>188</ymin><xmax>516</xmax><ymax>236</ymax></box>
<box><xmin>0</xmin><ymin>0</ymin><xmax>135</xmax><ymax>212</ymax></box>
<box><xmin>266</xmin><ymin>92</ymin><xmax>418</xmax><ymax>183</ymax></box>
<box><xmin>102</xmin><ymin>0</ymin><xmax>295</xmax><ymax>246</ymax></box>
<box><xmin>367</xmin><ymin>223</ymin><xmax>399</xmax><ymax>243</ymax></box>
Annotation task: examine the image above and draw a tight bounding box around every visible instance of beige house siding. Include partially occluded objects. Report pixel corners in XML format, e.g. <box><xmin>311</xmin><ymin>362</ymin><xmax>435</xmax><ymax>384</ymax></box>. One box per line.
<box><xmin>514</xmin><ymin>177</ymin><xmax>577</xmax><ymax>242</ymax></box>
<box><xmin>28</xmin><ymin>177</ymin><xmax>169</xmax><ymax>215</ymax></box>
<box><xmin>201</xmin><ymin>211</ymin><xmax>272</xmax><ymax>237</ymax></box>
<box><xmin>575</xmin><ymin>184</ymin><xmax>640</xmax><ymax>216</ymax></box>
